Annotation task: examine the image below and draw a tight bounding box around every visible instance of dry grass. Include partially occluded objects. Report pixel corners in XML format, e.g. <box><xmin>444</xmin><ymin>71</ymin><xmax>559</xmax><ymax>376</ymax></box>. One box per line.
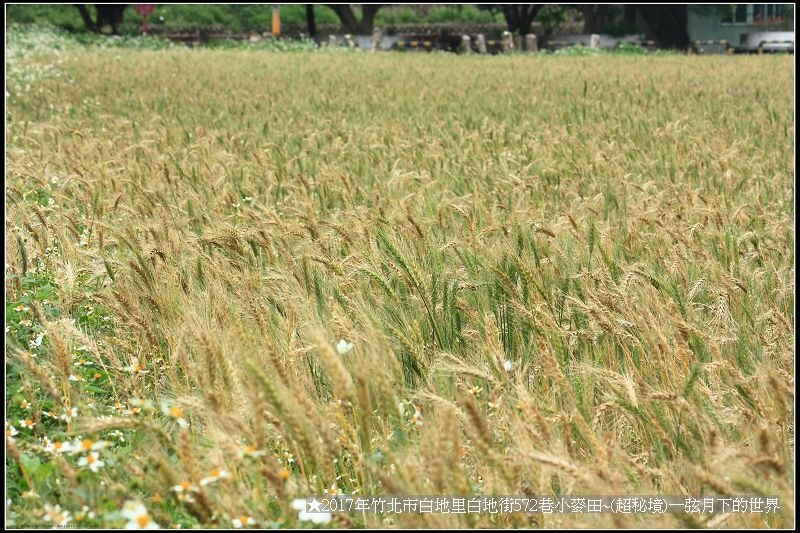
<box><xmin>5</xmin><ymin>36</ymin><xmax>794</xmax><ymax>529</ymax></box>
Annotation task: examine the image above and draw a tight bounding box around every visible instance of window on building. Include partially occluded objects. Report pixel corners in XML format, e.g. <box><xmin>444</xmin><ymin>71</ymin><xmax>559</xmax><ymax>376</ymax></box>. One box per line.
<box><xmin>721</xmin><ymin>4</ymin><xmax>788</xmax><ymax>25</ymax></box>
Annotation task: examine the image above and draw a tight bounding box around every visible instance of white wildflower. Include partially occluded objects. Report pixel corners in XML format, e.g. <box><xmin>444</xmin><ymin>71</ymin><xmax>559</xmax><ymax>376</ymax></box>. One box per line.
<box><xmin>336</xmin><ymin>339</ymin><xmax>354</xmax><ymax>355</ymax></box>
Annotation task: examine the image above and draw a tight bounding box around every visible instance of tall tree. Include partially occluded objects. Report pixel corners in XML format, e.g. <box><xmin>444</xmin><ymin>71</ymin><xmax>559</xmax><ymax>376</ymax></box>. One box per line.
<box><xmin>325</xmin><ymin>4</ymin><xmax>382</xmax><ymax>34</ymax></box>
<box><xmin>74</xmin><ymin>4</ymin><xmax>128</xmax><ymax>34</ymax></box>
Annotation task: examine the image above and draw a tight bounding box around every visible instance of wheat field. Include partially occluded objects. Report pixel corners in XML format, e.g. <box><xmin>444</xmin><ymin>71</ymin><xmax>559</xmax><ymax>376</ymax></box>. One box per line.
<box><xmin>5</xmin><ymin>34</ymin><xmax>795</xmax><ymax>529</ymax></box>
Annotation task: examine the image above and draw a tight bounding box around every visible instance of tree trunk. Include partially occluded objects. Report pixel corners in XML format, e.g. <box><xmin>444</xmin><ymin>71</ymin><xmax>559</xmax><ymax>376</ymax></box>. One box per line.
<box><xmin>359</xmin><ymin>4</ymin><xmax>381</xmax><ymax>34</ymax></box>
<box><xmin>306</xmin><ymin>4</ymin><xmax>316</xmax><ymax>38</ymax></box>
<box><xmin>518</xmin><ymin>5</ymin><xmax>543</xmax><ymax>35</ymax></box>
<box><xmin>501</xmin><ymin>5</ymin><xmax>542</xmax><ymax>35</ymax></box>
<box><xmin>74</xmin><ymin>4</ymin><xmax>98</xmax><ymax>32</ymax></box>
<box><xmin>581</xmin><ymin>5</ymin><xmax>610</xmax><ymax>34</ymax></box>
<box><xmin>326</xmin><ymin>4</ymin><xmax>361</xmax><ymax>33</ymax></box>
<box><xmin>76</xmin><ymin>5</ymin><xmax>127</xmax><ymax>34</ymax></box>
<box><xmin>501</xmin><ymin>5</ymin><xmax>520</xmax><ymax>33</ymax></box>
<box><xmin>326</xmin><ymin>4</ymin><xmax>382</xmax><ymax>34</ymax></box>
<box><xmin>96</xmin><ymin>5</ymin><xmax>127</xmax><ymax>34</ymax></box>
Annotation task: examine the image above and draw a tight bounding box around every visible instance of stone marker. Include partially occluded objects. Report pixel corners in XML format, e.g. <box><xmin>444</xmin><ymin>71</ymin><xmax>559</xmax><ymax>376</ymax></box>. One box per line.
<box><xmin>502</xmin><ymin>31</ymin><xmax>513</xmax><ymax>52</ymax></box>
<box><xmin>344</xmin><ymin>34</ymin><xmax>355</xmax><ymax>48</ymax></box>
<box><xmin>590</xmin><ymin>34</ymin><xmax>600</xmax><ymax>49</ymax></box>
<box><xmin>525</xmin><ymin>33</ymin><xmax>538</xmax><ymax>52</ymax></box>
<box><xmin>461</xmin><ymin>34</ymin><xmax>472</xmax><ymax>54</ymax></box>
<box><xmin>475</xmin><ymin>33</ymin><xmax>488</xmax><ymax>54</ymax></box>
<box><xmin>328</xmin><ymin>34</ymin><xmax>337</xmax><ymax>47</ymax></box>
<box><xmin>371</xmin><ymin>27</ymin><xmax>383</xmax><ymax>52</ymax></box>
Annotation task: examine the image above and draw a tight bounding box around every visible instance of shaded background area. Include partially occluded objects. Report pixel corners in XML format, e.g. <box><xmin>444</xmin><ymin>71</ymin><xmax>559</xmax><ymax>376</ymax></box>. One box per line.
<box><xmin>5</xmin><ymin>5</ymin><xmax>796</xmax><ymax>51</ymax></box>
<box><xmin>3</xmin><ymin>4</ymin><xmax>658</xmax><ymax>39</ymax></box>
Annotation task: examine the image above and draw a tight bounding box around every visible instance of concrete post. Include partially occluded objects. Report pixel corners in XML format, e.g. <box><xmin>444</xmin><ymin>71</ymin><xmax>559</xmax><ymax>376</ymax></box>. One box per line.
<box><xmin>461</xmin><ymin>34</ymin><xmax>472</xmax><ymax>54</ymax></box>
<box><xmin>475</xmin><ymin>33</ymin><xmax>488</xmax><ymax>54</ymax></box>
<box><xmin>590</xmin><ymin>34</ymin><xmax>600</xmax><ymax>49</ymax></box>
<box><xmin>371</xmin><ymin>27</ymin><xmax>383</xmax><ymax>52</ymax></box>
<box><xmin>525</xmin><ymin>33</ymin><xmax>538</xmax><ymax>52</ymax></box>
<box><xmin>502</xmin><ymin>31</ymin><xmax>513</xmax><ymax>52</ymax></box>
